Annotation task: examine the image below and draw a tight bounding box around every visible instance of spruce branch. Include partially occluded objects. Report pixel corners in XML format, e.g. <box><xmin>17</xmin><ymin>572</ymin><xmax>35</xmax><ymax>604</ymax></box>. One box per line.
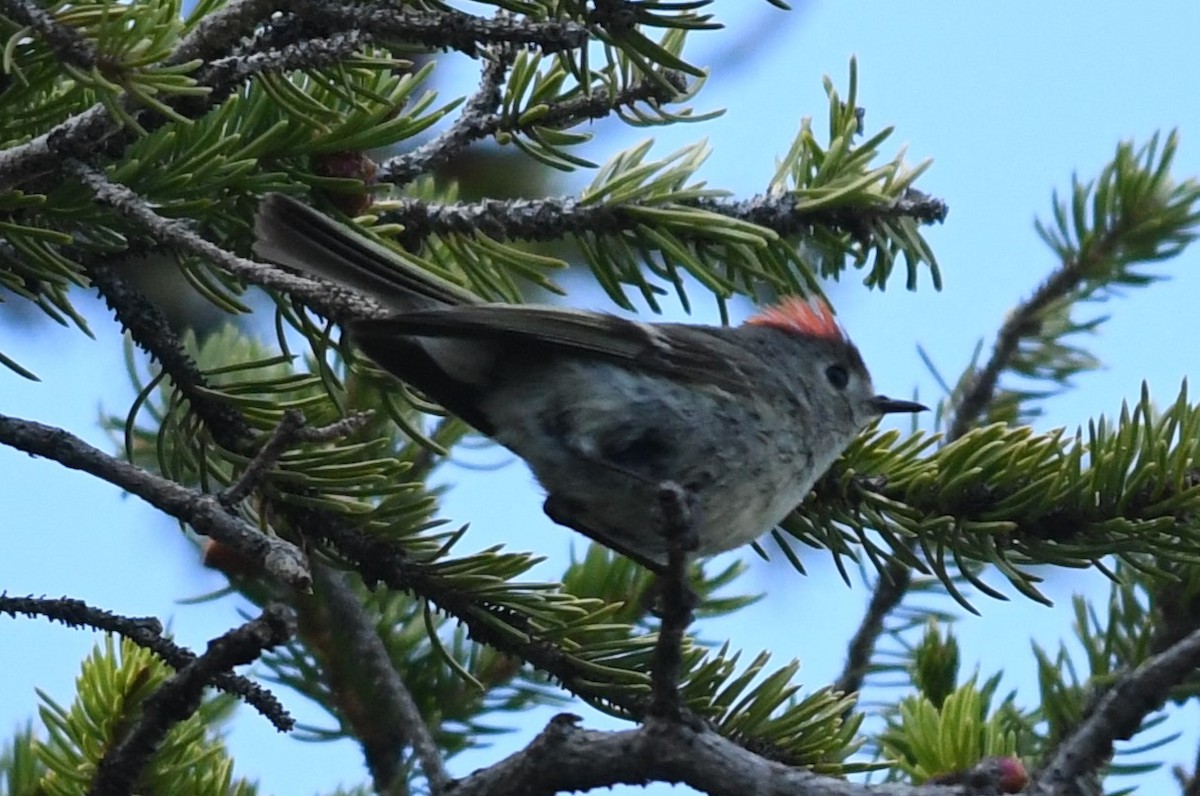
<box><xmin>172</xmin><ymin>0</ymin><xmax>286</xmax><ymax>65</ymax></box>
<box><xmin>0</xmin><ymin>413</ymin><xmax>312</xmax><ymax>590</ymax></box>
<box><xmin>950</xmin><ymin>132</ymin><xmax>1200</xmax><ymax>437</ymax></box>
<box><xmin>836</xmin><ymin>132</ymin><xmax>1200</xmax><ymax>701</ymax></box>
<box><xmin>380</xmin><ymin>171</ymin><xmax>943</xmax><ymax>244</ymax></box>
<box><xmin>287</xmin><ymin>504</ymin><xmax>865</xmax><ymax>771</ymax></box>
<box><xmin>0</xmin><ymin>594</ymin><xmax>294</xmax><ymax>731</ymax></box>
<box><xmin>84</xmin><ymin>254</ymin><xmax>255</xmax><ymax>451</ymax></box>
<box><xmin>66</xmin><ymin>160</ymin><xmax>381</xmax><ymax>321</ymax></box>
<box><xmin>0</xmin><ymin>1</ymin><xmax>586</xmax><ymax>191</ymax></box>
<box><xmin>0</xmin><ymin>0</ymin><xmax>98</xmax><ymax>72</ymax></box>
<box><xmin>379</xmin><ymin>48</ymin><xmax>515</xmax><ymax>185</ymax></box>
<box><xmin>833</xmin><ymin>566</ymin><xmax>911</xmax><ymax>697</ymax></box>
<box><xmin>264</xmin><ymin>3</ymin><xmax>588</xmax><ymax>56</ymax></box>
<box><xmin>648</xmin><ymin>482</ymin><xmax>700</xmax><ymax>721</ymax></box>
<box><xmin>220</xmin><ymin>408</ymin><xmax>374</xmax><ymax>508</ymax></box>
<box><xmin>1031</xmin><ymin>627</ymin><xmax>1200</xmax><ymax>796</ymax></box>
<box><xmin>195</xmin><ymin>30</ymin><xmax>373</xmax><ymax>103</ymax></box>
<box><xmin>794</xmin><ymin>383</ymin><xmax>1200</xmax><ymax>606</ymax></box>
<box><xmin>87</xmin><ymin>605</ymin><xmax>295</xmax><ymax>796</ymax></box>
<box><xmin>449</xmin><ymin>712</ymin><xmax>968</xmax><ymax>796</ymax></box>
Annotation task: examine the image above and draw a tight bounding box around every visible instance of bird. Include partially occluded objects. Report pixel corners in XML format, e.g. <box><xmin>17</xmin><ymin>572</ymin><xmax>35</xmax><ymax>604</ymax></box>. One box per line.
<box><xmin>254</xmin><ymin>193</ymin><xmax>925</xmax><ymax>569</ymax></box>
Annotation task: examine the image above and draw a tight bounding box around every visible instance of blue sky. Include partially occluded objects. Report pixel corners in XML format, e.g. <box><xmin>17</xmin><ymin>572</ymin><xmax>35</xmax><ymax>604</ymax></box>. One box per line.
<box><xmin>3</xmin><ymin>2</ymin><xmax>1200</xmax><ymax>793</ymax></box>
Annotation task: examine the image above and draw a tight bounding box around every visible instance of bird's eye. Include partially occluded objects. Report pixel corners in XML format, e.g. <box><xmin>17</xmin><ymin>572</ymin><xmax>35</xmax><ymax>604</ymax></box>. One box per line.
<box><xmin>825</xmin><ymin>364</ymin><xmax>849</xmax><ymax>390</ymax></box>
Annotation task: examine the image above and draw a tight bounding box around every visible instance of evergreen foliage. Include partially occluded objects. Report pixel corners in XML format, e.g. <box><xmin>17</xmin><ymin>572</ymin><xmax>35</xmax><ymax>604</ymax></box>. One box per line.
<box><xmin>2</xmin><ymin>1</ymin><xmax>1199</xmax><ymax>794</ymax></box>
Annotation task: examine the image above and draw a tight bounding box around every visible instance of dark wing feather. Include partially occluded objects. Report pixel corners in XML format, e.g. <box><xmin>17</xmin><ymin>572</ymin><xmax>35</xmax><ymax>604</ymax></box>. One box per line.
<box><xmin>351</xmin><ymin>306</ymin><xmax>768</xmax><ymax>393</ymax></box>
<box><xmin>254</xmin><ymin>193</ymin><xmax>479</xmax><ymax>310</ymax></box>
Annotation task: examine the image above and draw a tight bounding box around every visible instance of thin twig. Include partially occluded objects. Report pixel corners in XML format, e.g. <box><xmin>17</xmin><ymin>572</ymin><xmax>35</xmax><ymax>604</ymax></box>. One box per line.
<box><xmin>380</xmin><ymin>48</ymin><xmax>514</xmax><ymax>185</ymax></box>
<box><xmin>259</xmin><ymin>3</ymin><xmax>587</xmax><ymax>57</ymax></box>
<box><xmin>85</xmin><ymin>254</ymin><xmax>254</xmax><ymax>450</ymax></box>
<box><xmin>378</xmin><ymin>63</ymin><xmax>682</xmax><ymax>185</ymax></box>
<box><xmin>0</xmin><ymin>0</ymin><xmax>97</xmax><ymax>71</ymax></box>
<box><xmin>835</xmin><ymin>216</ymin><xmax>1134</xmax><ymax>699</ymax></box>
<box><xmin>648</xmin><ymin>482</ymin><xmax>699</xmax><ymax>720</ymax></box>
<box><xmin>0</xmin><ymin>412</ymin><xmax>311</xmax><ymax>590</ymax></box>
<box><xmin>832</xmin><ymin>562</ymin><xmax>910</xmax><ymax>697</ymax></box>
<box><xmin>0</xmin><ymin>594</ymin><xmax>294</xmax><ymax>731</ymax></box>
<box><xmin>87</xmin><ymin>605</ymin><xmax>295</xmax><ymax>796</ymax></box>
<box><xmin>947</xmin><ymin>224</ymin><xmax>1127</xmax><ymax>440</ymax></box>
<box><xmin>66</xmin><ymin>161</ymin><xmax>383</xmax><ymax>322</ymax></box>
<box><xmin>222</xmin><ymin>410</ymin><xmax>308</xmax><ymax>508</ymax></box>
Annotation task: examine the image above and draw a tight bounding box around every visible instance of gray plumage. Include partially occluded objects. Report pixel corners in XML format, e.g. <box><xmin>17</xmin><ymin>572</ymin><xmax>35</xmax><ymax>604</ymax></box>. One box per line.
<box><xmin>254</xmin><ymin>194</ymin><xmax>924</xmax><ymax>569</ymax></box>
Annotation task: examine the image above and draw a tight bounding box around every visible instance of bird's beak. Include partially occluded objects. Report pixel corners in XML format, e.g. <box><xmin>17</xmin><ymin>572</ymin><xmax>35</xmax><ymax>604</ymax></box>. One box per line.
<box><xmin>871</xmin><ymin>395</ymin><xmax>928</xmax><ymax>415</ymax></box>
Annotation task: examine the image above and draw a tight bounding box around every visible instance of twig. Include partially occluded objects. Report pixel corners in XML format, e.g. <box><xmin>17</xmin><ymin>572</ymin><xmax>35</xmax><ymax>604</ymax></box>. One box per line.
<box><xmin>66</xmin><ymin>161</ymin><xmax>384</xmax><ymax>323</ymax></box>
<box><xmin>221</xmin><ymin>410</ymin><xmax>308</xmax><ymax>508</ymax></box>
<box><xmin>0</xmin><ymin>412</ymin><xmax>311</xmax><ymax>590</ymax></box>
<box><xmin>311</xmin><ymin>567</ymin><xmax>452</xmax><ymax>793</ymax></box>
<box><xmin>378</xmin><ymin>63</ymin><xmax>683</xmax><ymax>185</ymax></box>
<box><xmin>0</xmin><ymin>594</ymin><xmax>294</xmax><ymax>731</ymax></box>
<box><xmin>170</xmin><ymin>0</ymin><xmax>289</xmax><ymax>65</ymax></box>
<box><xmin>698</xmin><ymin>186</ymin><xmax>950</xmax><ymax>232</ymax></box>
<box><xmin>87</xmin><ymin>605</ymin><xmax>295</xmax><ymax>796</ymax></box>
<box><xmin>832</xmin><ymin>561</ymin><xmax>911</xmax><ymax>697</ymax></box>
<box><xmin>0</xmin><ymin>0</ymin><xmax>97</xmax><ymax>71</ymax></box>
<box><xmin>85</xmin><ymin>254</ymin><xmax>254</xmax><ymax>450</ymax></box>
<box><xmin>648</xmin><ymin>481</ymin><xmax>698</xmax><ymax>720</ymax></box>
<box><xmin>836</xmin><ymin>211</ymin><xmax>1136</xmax><ymax>700</ymax></box>
<box><xmin>220</xmin><ymin>409</ymin><xmax>373</xmax><ymax>508</ymax></box>
<box><xmin>259</xmin><ymin>3</ymin><xmax>587</xmax><ymax>57</ymax></box>
<box><xmin>947</xmin><ymin>224</ymin><xmax>1127</xmax><ymax>440</ymax></box>
<box><xmin>379</xmin><ymin>48</ymin><xmax>514</xmax><ymax>185</ymax></box>
<box><xmin>1031</xmin><ymin>626</ymin><xmax>1200</xmax><ymax>796</ymax></box>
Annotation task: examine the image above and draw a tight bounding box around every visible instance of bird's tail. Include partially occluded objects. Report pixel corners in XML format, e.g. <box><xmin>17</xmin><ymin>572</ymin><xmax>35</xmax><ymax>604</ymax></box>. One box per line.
<box><xmin>253</xmin><ymin>193</ymin><xmax>479</xmax><ymax>310</ymax></box>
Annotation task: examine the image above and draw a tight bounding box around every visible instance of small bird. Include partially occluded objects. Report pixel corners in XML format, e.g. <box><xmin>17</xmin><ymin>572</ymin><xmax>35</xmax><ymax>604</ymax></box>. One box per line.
<box><xmin>254</xmin><ymin>193</ymin><xmax>925</xmax><ymax>570</ymax></box>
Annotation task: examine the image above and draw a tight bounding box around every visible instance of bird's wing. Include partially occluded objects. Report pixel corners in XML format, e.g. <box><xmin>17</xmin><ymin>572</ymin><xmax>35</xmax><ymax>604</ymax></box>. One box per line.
<box><xmin>351</xmin><ymin>306</ymin><xmax>765</xmax><ymax>392</ymax></box>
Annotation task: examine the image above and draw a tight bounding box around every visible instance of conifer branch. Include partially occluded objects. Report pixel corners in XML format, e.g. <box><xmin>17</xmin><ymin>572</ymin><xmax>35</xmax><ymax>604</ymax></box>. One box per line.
<box><xmin>84</xmin><ymin>254</ymin><xmax>256</xmax><ymax>450</ymax></box>
<box><xmin>835</xmin><ymin>133</ymin><xmax>1200</xmax><ymax>704</ymax></box>
<box><xmin>379</xmin><ymin>48</ymin><xmax>514</xmax><ymax>186</ymax></box>
<box><xmin>87</xmin><ymin>605</ymin><xmax>295</xmax><ymax>796</ymax></box>
<box><xmin>450</xmin><ymin>712</ymin><xmax>966</xmax><ymax>796</ymax></box>
<box><xmin>66</xmin><ymin>161</ymin><xmax>380</xmax><ymax>321</ymax></box>
<box><xmin>379</xmin><ymin>191</ymin><xmax>946</xmax><ymax>246</ymax></box>
<box><xmin>0</xmin><ymin>413</ymin><xmax>312</xmax><ymax>590</ymax></box>
<box><xmin>0</xmin><ymin>0</ymin><xmax>97</xmax><ymax>71</ymax></box>
<box><xmin>1032</xmin><ymin>627</ymin><xmax>1200</xmax><ymax>796</ymax></box>
<box><xmin>0</xmin><ymin>594</ymin><xmax>295</xmax><ymax>731</ymax></box>
<box><xmin>648</xmin><ymin>482</ymin><xmax>699</xmax><ymax>721</ymax></box>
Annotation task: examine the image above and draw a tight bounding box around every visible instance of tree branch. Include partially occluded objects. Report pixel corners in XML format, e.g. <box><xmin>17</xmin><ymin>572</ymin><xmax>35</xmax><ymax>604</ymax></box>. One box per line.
<box><xmin>84</xmin><ymin>253</ymin><xmax>255</xmax><ymax>451</ymax></box>
<box><xmin>377</xmin><ymin>64</ymin><xmax>686</xmax><ymax>185</ymax></box>
<box><xmin>0</xmin><ymin>413</ymin><xmax>311</xmax><ymax>590</ymax></box>
<box><xmin>0</xmin><ymin>0</ymin><xmax>97</xmax><ymax>71</ymax></box>
<box><xmin>450</xmin><ymin>712</ymin><xmax>975</xmax><ymax>796</ymax></box>
<box><xmin>66</xmin><ymin>161</ymin><xmax>383</xmax><ymax>323</ymax></box>
<box><xmin>0</xmin><ymin>594</ymin><xmax>294</xmax><ymax>731</ymax></box>
<box><xmin>378</xmin><ymin>190</ymin><xmax>947</xmax><ymax>246</ymax></box>
<box><xmin>87</xmin><ymin>605</ymin><xmax>295</xmax><ymax>796</ymax></box>
<box><xmin>1031</xmin><ymin>626</ymin><xmax>1200</xmax><ymax>796</ymax></box>
<box><xmin>378</xmin><ymin>48</ymin><xmax>514</xmax><ymax>186</ymax></box>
